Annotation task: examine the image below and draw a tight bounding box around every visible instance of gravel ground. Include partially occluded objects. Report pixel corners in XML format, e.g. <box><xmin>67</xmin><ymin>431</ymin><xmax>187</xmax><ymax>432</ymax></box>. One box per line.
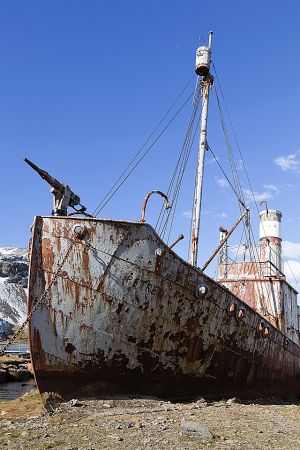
<box><xmin>0</xmin><ymin>391</ymin><xmax>300</xmax><ymax>449</ymax></box>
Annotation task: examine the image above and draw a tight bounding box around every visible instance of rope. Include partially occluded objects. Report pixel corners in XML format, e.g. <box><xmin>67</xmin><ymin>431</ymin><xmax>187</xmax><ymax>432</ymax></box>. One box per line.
<box><xmin>0</xmin><ymin>240</ymin><xmax>75</xmax><ymax>356</ymax></box>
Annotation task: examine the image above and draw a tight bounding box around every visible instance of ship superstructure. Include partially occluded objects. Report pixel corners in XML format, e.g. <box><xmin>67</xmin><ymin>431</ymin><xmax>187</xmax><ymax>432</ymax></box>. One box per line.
<box><xmin>218</xmin><ymin>209</ymin><xmax>300</xmax><ymax>344</ymax></box>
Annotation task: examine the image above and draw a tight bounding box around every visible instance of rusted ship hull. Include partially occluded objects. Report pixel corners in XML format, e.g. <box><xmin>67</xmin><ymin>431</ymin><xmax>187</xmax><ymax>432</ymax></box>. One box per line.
<box><xmin>28</xmin><ymin>216</ymin><xmax>300</xmax><ymax>401</ymax></box>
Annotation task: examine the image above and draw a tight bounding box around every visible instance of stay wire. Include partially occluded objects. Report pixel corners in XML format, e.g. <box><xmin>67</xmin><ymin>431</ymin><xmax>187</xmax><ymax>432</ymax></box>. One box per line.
<box><xmin>213</xmin><ymin>62</ymin><xmax>259</xmax><ymax>212</ymax></box>
<box><xmin>155</xmin><ymin>85</ymin><xmax>200</xmax><ymax>232</ymax></box>
<box><xmin>213</xmin><ymin>66</ymin><xmax>279</xmax><ymax>312</ymax></box>
<box><xmin>214</xmin><ymin>85</ymin><xmax>257</xmax><ymax>274</ymax></box>
<box><xmin>214</xmin><ymin>85</ymin><xmax>254</xmax><ymax>259</ymax></box>
<box><xmin>282</xmin><ymin>248</ymin><xmax>299</xmax><ymax>287</ymax></box>
<box><xmin>93</xmin><ymin>89</ymin><xmax>196</xmax><ymax>216</ymax></box>
<box><xmin>213</xmin><ymin>62</ymin><xmax>296</xmax><ymax>299</ymax></box>
<box><xmin>214</xmin><ymin>80</ymin><xmax>269</xmax><ymax>300</ymax></box>
<box><xmin>158</xmin><ymin>87</ymin><xmax>202</xmax><ymax>240</ymax></box>
<box><xmin>155</xmin><ymin>82</ymin><xmax>202</xmax><ymax>236</ymax></box>
<box><xmin>214</xmin><ymin>86</ymin><xmax>244</xmax><ymax>203</ymax></box>
<box><xmin>206</xmin><ymin>144</ymin><xmax>245</xmax><ymax>207</ymax></box>
<box><xmin>164</xmin><ymin>102</ymin><xmax>202</xmax><ymax>243</ymax></box>
<box><xmin>213</xmin><ymin>63</ymin><xmax>268</xmax><ymax>246</ymax></box>
<box><xmin>92</xmin><ymin>74</ymin><xmax>196</xmax><ymax>217</ymax></box>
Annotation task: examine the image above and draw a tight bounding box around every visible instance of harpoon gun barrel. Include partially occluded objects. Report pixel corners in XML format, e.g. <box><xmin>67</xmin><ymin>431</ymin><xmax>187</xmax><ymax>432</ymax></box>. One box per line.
<box><xmin>24</xmin><ymin>157</ymin><xmax>65</xmax><ymax>193</ymax></box>
<box><xmin>24</xmin><ymin>157</ymin><xmax>82</xmax><ymax>215</ymax></box>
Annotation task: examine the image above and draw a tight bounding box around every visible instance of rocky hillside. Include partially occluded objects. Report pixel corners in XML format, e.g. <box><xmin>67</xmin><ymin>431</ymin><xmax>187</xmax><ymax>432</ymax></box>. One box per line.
<box><xmin>0</xmin><ymin>247</ymin><xmax>28</xmax><ymax>340</ymax></box>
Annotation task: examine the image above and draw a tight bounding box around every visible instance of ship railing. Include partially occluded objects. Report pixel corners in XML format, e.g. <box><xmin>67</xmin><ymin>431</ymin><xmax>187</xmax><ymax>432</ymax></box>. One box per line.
<box><xmin>221</xmin><ymin>243</ymin><xmax>285</xmax><ymax>279</ymax></box>
<box><xmin>218</xmin><ymin>260</ymin><xmax>285</xmax><ymax>280</ymax></box>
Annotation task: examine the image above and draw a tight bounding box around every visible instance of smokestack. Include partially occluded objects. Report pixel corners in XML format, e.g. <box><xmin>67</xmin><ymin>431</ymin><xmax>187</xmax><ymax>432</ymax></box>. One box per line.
<box><xmin>259</xmin><ymin>209</ymin><xmax>282</xmax><ymax>273</ymax></box>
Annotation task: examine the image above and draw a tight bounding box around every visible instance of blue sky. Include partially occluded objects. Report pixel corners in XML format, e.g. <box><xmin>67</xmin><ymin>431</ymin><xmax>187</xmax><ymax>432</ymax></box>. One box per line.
<box><xmin>1</xmin><ymin>0</ymin><xmax>300</xmax><ymax>288</ymax></box>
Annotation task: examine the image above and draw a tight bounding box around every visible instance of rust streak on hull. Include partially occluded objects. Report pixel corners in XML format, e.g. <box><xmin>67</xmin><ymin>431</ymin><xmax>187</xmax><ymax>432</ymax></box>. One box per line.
<box><xmin>28</xmin><ymin>217</ymin><xmax>300</xmax><ymax>402</ymax></box>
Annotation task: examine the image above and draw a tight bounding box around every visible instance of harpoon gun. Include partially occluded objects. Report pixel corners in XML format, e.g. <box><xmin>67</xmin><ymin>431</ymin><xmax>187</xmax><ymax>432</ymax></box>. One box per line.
<box><xmin>24</xmin><ymin>157</ymin><xmax>88</xmax><ymax>216</ymax></box>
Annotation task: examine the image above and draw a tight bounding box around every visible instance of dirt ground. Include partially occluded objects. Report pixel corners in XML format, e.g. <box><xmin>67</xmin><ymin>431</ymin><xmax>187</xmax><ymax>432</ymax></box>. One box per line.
<box><xmin>0</xmin><ymin>391</ymin><xmax>299</xmax><ymax>449</ymax></box>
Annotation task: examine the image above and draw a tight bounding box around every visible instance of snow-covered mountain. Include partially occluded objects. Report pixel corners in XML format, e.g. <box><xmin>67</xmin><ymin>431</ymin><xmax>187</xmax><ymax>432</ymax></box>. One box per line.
<box><xmin>0</xmin><ymin>247</ymin><xmax>28</xmax><ymax>258</ymax></box>
<box><xmin>0</xmin><ymin>247</ymin><xmax>28</xmax><ymax>340</ymax></box>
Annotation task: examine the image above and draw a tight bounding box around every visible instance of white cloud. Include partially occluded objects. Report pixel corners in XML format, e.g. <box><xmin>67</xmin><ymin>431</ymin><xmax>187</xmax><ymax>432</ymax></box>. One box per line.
<box><xmin>206</xmin><ymin>156</ymin><xmax>219</xmax><ymax>165</ymax></box>
<box><xmin>215</xmin><ymin>176</ymin><xmax>229</xmax><ymax>188</ymax></box>
<box><xmin>284</xmin><ymin>260</ymin><xmax>300</xmax><ymax>294</ymax></box>
<box><xmin>282</xmin><ymin>241</ymin><xmax>300</xmax><ymax>259</ymax></box>
<box><xmin>212</xmin><ymin>212</ymin><xmax>228</xmax><ymax>219</ymax></box>
<box><xmin>243</xmin><ymin>188</ymin><xmax>273</xmax><ymax>203</ymax></box>
<box><xmin>263</xmin><ymin>184</ymin><xmax>280</xmax><ymax>194</ymax></box>
<box><xmin>183</xmin><ymin>210</ymin><xmax>218</xmax><ymax>219</ymax></box>
<box><xmin>274</xmin><ymin>152</ymin><xmax>300</xmax><ymax>172</ymax></box>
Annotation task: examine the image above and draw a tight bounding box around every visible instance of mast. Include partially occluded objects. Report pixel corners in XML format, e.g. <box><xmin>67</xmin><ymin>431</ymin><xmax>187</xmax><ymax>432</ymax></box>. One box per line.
<box><xmin>189</xmin><ymin>31</ymin><xmax>213</xmax><ymax>266</ymax></box>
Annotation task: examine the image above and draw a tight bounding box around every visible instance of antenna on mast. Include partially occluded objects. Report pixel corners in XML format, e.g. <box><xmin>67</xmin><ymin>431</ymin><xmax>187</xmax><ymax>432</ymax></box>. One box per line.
<box><xmin>189</xmin><ymin>32</ymin><xmax>214</xmax><ymax>267</ymax></box>
<box><xmin>208</xmin><ymin>31</ymin><xmax>213</xmax><ymax>50</ymax></box>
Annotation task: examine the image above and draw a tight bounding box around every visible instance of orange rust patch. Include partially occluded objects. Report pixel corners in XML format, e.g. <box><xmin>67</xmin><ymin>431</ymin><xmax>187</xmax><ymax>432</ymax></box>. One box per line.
<box><xmin>42</xmin><ymin>238</ymin><xmax>55</xmax><ymax>268</ymax></box>
<box><xmin>98</xmin><ymin>282</ymin><xmax>113</xmax><ymax>303</ymax></box>
<box><xmin>33</xmin><ymin>328</ymin><xmax>46</xmax><ymax>368</ymax></box>
<box><xmin>82</xmin><ymin>248</ymin><xmax>92</xmax><ymax>287</ymax></box>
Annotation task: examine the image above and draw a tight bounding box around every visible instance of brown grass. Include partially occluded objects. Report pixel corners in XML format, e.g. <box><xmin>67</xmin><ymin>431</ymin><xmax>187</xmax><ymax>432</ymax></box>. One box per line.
<box><xmin>0</xmin><ymin>355</ymin><xmax>29</xmax><ymax>364</ymax></box>
<box><xmin>0</xmin><ymin>391</ymin><xmax>41</xmax><ymax>421</ymax></box>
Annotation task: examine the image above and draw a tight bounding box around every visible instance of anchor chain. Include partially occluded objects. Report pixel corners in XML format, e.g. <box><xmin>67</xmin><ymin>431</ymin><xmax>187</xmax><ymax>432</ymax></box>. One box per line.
<box><xmin>0</xmin><ymin>240</ymin><xmax>75</xmax><ymax>356</ymax></box>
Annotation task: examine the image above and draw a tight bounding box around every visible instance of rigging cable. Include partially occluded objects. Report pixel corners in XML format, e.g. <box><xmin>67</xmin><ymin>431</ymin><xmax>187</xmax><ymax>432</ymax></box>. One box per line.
<box><xmin>281</xmin><ymin>248</ymin><xmax>300</xmax><ymax>287</ymax></box>
<box><xmin>207</xmin><ymin>144</ymin><xmax>245</xmax><ymax>207</ymax></box>
<box><xmin>213</xmin><ymin>63</ymin><xmax>296</xmax><ymax>312</ymax></box>
<box><xmin>213</xmin><ymin>63</ymin><xmax>296</xmax><ymax>306</ymax></box>
<box><xmin>92</xmin><ymin>74</ymin><xmax>196</xmax><ymax>217</ymax></box>
<box><xmin>214</xmin><ymin>84</ymin><xmax>259</xmax><ymax>257</ymax></box>
<box><xmin>213</xmin><ymin>83</ymin><xmax>274</xmax><ymax>313</ymax></box>
<box><xmin>155</xmin><ymin>82</ymin><xmax>201</xmax><ymax>233</ymax></box>
<box><xmin>213</xmin><ymin>85</ymin><xmax>259</xmax><ymax>269</ymax></box>
<box><xmin>164</xmin><ymin>96</ymin><xmax>202</xmax><ymax>243</ymax></box>
<box><xmin>156</xmin><ymin>82</ymin><xmax>203</xmax><ymax>242</ymax></box>
<box><xmin>93</xmin><ymin>89</ymin><xmax>196</xmax><ymax>216</ymax></box>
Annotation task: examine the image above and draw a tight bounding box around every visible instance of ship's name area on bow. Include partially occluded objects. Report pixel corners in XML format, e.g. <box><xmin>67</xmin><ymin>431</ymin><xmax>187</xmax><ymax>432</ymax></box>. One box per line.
<box><xmin>123</xmin><ymin>273</ymin><xmax>158</xmax><ymax>296</ymax></box>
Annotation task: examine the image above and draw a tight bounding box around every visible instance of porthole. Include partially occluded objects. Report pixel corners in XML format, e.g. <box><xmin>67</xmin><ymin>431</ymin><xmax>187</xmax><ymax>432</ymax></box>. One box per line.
<box><xmin>73</xmin><ymin>224</ymin><xmax>87</xmax><ymax>239</ymax></box>
<box><xmin>238</xmin><ymin>308</ymin><xmax>246</xmax><ymax>319</ymax></box>
<box><xmin>258</xmin><ymin>322</ymin><xmax>265</xmax><ymax>334</ymax></box>
<box><xmin>228</xmin><ymin>303</ymin><xmax>237</xmax><ymax>315</ymax></box>
<box><xmin>258</xmin><ymin>322</ymin><xmax>269</xmax><ymax>338</ymax></box>
<box><xmin>196</xmin><ymin>284</ymin><xmax>209</xmax><ymax>299</ymax></box>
